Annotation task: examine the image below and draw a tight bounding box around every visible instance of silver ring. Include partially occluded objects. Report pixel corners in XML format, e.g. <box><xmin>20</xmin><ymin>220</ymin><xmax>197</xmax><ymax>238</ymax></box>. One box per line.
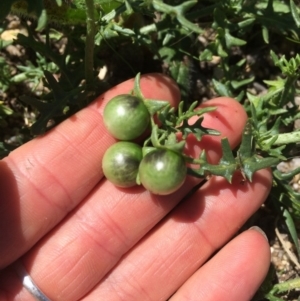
<box><xmin>14</xmin><ymin>261</ymin><xmax>52</xmax><ymax>301</ymax></box>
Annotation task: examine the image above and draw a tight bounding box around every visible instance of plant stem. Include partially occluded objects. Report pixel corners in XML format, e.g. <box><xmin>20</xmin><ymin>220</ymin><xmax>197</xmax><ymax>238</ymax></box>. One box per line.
<box><xmin>84</xmin><ymin>0</ymin><xmax>96</xmax><ymax>92</ymax></box>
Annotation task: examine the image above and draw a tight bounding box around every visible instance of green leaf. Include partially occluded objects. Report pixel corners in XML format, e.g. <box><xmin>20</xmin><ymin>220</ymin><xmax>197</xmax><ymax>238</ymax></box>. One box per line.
<box><xmin>262</xmin><ymin>25</ymin><xmax>269</xmax><ymax>44</ymax></box>
<box><xmin>263</xmin><ymin>79</ymin><xmax>285</xmax><ymax>89</ymax></box>
<box><xmin>216</xmin><ymin>40</ymin><xmax>228</xmax><ymax>57</ymax></box>
<box><xmin>178</xmin><ymin>117</ymin><xmax>220</xmax><ymax>141</ymax></box>
<box><xmin>169</xmin><ymin>61</ymin><xmax>192</xmax><ymax>100</ymax></box>
<box><xmin>282</xmin><ymin>208</ymin><xmax>300</xmax><ymax>259</ymax></box>
<box><xmin>290</xmin><ymin>0</ymin><xmax>300</xmax><ymax>27</ymax></box>
<box><xmin>149</xmin><ymin>124</ymin><xmax>185</xmax><ymax>154</ymax></box>
<box><xmin>231</xmin><ymin>76</ymin><xmax>255</xmax><ymax>89</ymax></box>
<box><xmin>212</xmin><ymin>79</ymin><xmax>231</xmax><ymax>97</ymax></box>
<box><xmin>199</xmin><ymin>49</ymin><xmax>213</xmax><ymax>61</ymax></box>
<box><xmin>188</xmin><ymin>138</ymin><xmax>237</xmax><ymax>182</ymax></box>
<box><xmin>164</xmin><ymin>134</ymin><xmax>186</xmax><ymax>153</ymax></box>
<box><xmin>237</xmin><ymin>18</ymin><xmax>255</xmax><ymax>28</ymax></box>
<box><xmin>239</xmin><ymin>120</ymin><xmax>255</xmax><ymax>159</ymax></box>
<box><xmin>144</xmin><ymin>99</ymin><xmax>169</xmax><ymax>116</ymax></box>
<box><xmin>36</xmin><ymin>8</ymin><xmax>47</xmax><ymax>31</ymax></box>
<box><xmin>204</xmin><ymin>155</ymin><xmax>236</xmax><ymax>182</ymax></box>
<box><xmin>217</xmin><ymin>138</ymin><xmax>238</xmax><ymax>182</ymax></box>
<box><xmin>224</xmin><ymin>29</ymin><xmax>247</xmax><ymax>47</ymax></box>
<box><xmin>237</xmin><ymin>120</ymin><xmax>280</xmax><ymax>181</ymax></box>
<box><xmin>270</xmin><ymin>50</ymin><xmax>279</xmax><ymax>65</ymax></box>
<box><xmin>241</xmin><ymin>156</ymin><xmax>280</xmax><ymax>181</ymax></box>
<box><xmin>159</xmin><ymin>47</ymin><xmax>176</xmax><ymax>63</ymax></box>
<box><xmin>152</xmin><ymin>0</ymin><xmax>203</xmax><ymax>34</ymax></box>
<box><xmin>0</xmin><ymin>103</ymin><xmax>13</xmax><ymax>115</ymax></box>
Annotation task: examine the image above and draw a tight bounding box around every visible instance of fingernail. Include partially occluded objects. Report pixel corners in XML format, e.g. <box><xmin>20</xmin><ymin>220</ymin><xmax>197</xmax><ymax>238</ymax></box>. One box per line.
<box><xmin>249</xmin><ymin>226</ymin><xmax>268</xmax><ymax>242</ymax></box>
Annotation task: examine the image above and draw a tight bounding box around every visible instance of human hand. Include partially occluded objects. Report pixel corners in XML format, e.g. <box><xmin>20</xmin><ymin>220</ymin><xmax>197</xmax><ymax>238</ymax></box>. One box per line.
<box><xmin>0</xmin><ymin>74</ymin><xmax>271</xmax><ymax>301</ymax></box>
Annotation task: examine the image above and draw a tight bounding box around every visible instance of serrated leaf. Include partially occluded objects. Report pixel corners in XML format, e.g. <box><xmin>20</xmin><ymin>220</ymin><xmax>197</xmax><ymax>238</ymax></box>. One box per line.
<box><xmin>217</xmin><ymin>138</ymin><xmax>237</xmax><ymax>182</ymax></box>
<box><xmin>237</xmin><ymin>120</ymin><xmax>280</xmax><ymax>181</ymax></box>
<box><xmin>178</xmin><ymin>117</ymin><xmax>220</xmax><ymax>141</ymax></box>
<box><xmin>219</xmin><ymin>138</ymin><xmax>236</xmax><ymax>165</ymax></box>
<box><xmin>149</xmin><ymin>124</ymin><xmax>185</xmax><ymax>153</ymax></box>
<box><xmin>189</xmin><ymin>139</ymin><xmax>237</xmax><ymax>182</ymax></box>
<box><xmin>152</xmin><ymin>0</ymin><xmax>202</xmax><ymax>34</ymax></box>
<box><xmin>201</xmin><ymin>138</ymin><xmax>237</xmax><ymax>183</ymax></box>
<box><xmin>241</xmin><ymin>156</ymin><xmax>280</xmax><ymax>181</ymax></box>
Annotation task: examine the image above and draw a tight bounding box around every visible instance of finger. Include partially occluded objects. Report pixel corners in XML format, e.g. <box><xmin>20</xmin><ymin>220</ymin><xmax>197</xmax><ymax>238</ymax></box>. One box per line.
<box><xmin>0</xmin><ymin>98</ymin><xmax>248</xmax><ymax>300</ymax></box>
<box><xmin>169</xmin><ymin>228</ymin><xmax>270</xmax><ymax>301</ymax></box>
<box><xmin>0</xmin><ymin>73</ymin><xmax>180</xmax><ymax>268</ymax></box>
<box><xmin>82</xmin><ymin>169</ymin><xmax>272</xmax><ymax>301</ymax></box>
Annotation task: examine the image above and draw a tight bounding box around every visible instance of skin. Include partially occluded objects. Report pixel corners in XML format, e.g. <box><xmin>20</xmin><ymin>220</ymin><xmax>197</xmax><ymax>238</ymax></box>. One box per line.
<box><xmin>0</xmin><ymin>73</ymin><xmax>272</xmax><ymax>301</ymax></box>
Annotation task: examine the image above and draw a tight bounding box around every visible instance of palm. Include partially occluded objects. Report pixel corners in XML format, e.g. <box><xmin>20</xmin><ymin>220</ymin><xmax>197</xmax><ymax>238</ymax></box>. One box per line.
<box><xmin>0</xmin><ymin>74</ymin><xmax>271</xmax><ymax>301</ymax></box>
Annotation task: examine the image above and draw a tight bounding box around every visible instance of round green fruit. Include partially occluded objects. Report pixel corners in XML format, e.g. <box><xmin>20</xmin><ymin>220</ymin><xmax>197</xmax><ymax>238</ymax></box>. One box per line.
<box><xmin>103</xmin><ymin>94</ymin><xmax>150</xmax><ymax>140</ymax></box>
<box><xmin>139</xmin><ymin>149</ymin><xmax>187</xmax><ymax>195</ymax></box>
<box><xmin>102</xmin><ymin>141</ymin><xmax>142</xmax><ymax>187</ymax></box>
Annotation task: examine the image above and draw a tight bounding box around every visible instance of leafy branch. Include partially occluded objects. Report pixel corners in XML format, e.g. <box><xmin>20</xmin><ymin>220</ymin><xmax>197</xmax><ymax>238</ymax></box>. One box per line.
<box><xmin>131</xmin><ymin>73</ymin><xmax>279</xmax><ymax>183</ymax></box>
<box><xmin>131</xmin><ymin>73</ymin><xmax>220</xmax><ymax>154</ymax></box>
<box><xmin>189</xmin><ymin>120</ymin><xmax>280</xmax><ymax>182</ymax></box>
